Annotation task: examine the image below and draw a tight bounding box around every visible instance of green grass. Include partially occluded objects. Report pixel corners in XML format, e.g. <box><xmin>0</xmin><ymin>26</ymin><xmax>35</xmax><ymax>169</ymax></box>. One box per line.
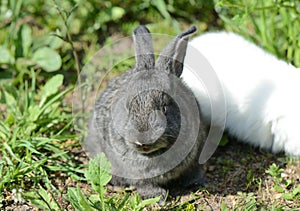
<box><xmin>0</xmin><ymin>72</ymin><xmax>83</xmax><ymax>209</ymax></box>
<box><xmin>216</xmin><ymin>0</ymin><xmax>300</xmax><ymax>66</ymax></box>
<box><xmin>1</xmin><ymin>0</ymin><xmax>300</xmax><ymax>210</ymax></box>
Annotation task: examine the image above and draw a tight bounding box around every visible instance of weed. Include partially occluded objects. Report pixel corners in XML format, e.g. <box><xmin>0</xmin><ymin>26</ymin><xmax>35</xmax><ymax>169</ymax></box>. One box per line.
<box><xmin>67</xmin><ymin>153</ymin><xmax>160</xmax><ymax>211</ymax></box>
<box><xmin>0</xmin><ymin>72</ymin><xmax>82</xmax><ymax>209</ymax></box>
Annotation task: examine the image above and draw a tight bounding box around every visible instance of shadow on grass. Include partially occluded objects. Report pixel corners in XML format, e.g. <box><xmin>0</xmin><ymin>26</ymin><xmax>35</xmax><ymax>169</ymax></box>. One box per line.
<box><xmin>205</xmin><ymin>136</ymin><xmax>286</xmax><ymax>195</ymax></box>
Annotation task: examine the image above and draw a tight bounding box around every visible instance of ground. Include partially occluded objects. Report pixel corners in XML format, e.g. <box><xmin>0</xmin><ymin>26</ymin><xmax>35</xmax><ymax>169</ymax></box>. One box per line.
<box><xmin>2</xmin><ymin>137</ymin><xmax>300</xmax><ymax>210</ymax></box>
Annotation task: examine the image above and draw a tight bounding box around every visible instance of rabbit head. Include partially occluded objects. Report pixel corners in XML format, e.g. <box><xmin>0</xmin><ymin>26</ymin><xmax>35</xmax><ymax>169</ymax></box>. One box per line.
<box><xmin>112</xmin><ymin>25</ymin><xmax>197</xmax><ymax>156</ymax></box>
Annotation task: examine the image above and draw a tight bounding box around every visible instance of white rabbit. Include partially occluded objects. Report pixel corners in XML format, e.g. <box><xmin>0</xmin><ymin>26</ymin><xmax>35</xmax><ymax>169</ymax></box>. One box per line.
<box><xmin>181</xmin><ymin>31</ymin><xmax>300</xmax><ymax>156</ymax></box>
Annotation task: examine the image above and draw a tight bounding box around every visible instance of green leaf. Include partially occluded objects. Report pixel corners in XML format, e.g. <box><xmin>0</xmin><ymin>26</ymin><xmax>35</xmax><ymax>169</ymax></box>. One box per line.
<box><xmin>32</xmin><ymin>47</ymin><xmax>62</xmax><ymax>72</ymax></box>
<box><xmin>4</xmin><ymin>91</ymin><xmax>17</xmax><ymax>108</ymax></box>
<box><xmin>151</xmin><ymin>0</ymin><xmax>171</xmax><ymax>19</ymax></box>
<box><xmin>37</xmin><ymin>186</ymin><xmax>55</xmax><ymax>207</ymax></box>
<box><xmin>18</xmin><ymin>140</ymin><xmax>42</xmax><ymax>155</ymax></box>
<box><xmin>0</xmin><ymin>121</ymin><xmax>10</xmax><ymax>140</ymax></box>
<box><xmin>38</xmin><ymin>86</ymin><xmax>72</xmax><ymax>120</ymax></box>
<box><xmin>221</xmin><ymin>202</ymin><xmax>230</xmax><ymax>211</ymax></box>
<box><xmin>2</xmin><ymin>84</ymin><xmax>18</xmax><ymax>99</ymax></box>
<box><xmin>293</xmin><ymin>188</ymin><xmax>300</xmax><ymax>196</ymax></box>
<box><xmin>110</xmin><ymin>7</ymin><xmax>125</xmax><ymax>21</ymax></box>
<box><xmin>3</xmin><ymin>110</ymin><xmax>14</xmax><ymax>125</ymax></box>
<box><xmin>85</xmin><ymin>152</ymin><xmax>112</xmax><ymax>192</ymax></box>
<box><xmin>25</xmin><ymin>186</ymin><xmax>60</xmax><ymax>210</ymax></box>
<box><xmin>282</xmin><ymin>193</ymin><xmax>293</xmax><ymax>200</ymax></box>
<box><xmin>39</xmin><ymin>74</ymin><xmax>64</xmax><ymax>107</ymax></box>
<box><xmin>77</xmin><ymin>191</ymin><xmax>95</xmax><ymax>211</ymax></box>
<box><xmin>33</xmin><ymin>32</ymin><xmax>64</xmax><ymax>50</ymax></box>
<box><xmin>3</xmin><ymin>142</ymin><xmax>21</xmax><ymax>162</ymax></box>
<box><xmin>138</xmin><ymin>196</ymin><xmax>160</xmax><ymax>208</ymax></box>
<box><xmin>67</xmin><ymin>186</ymin><xmax>94</xmax><ymax>211</ymax></box>
<box><xmin>67</xmin><ymin>188</ymin><xmax>83</xmax><ymax>211</ymax></box>
<box><xmin>117</xmin><ymin>192</ymin><xmax>131</xmax><ymax>209</ymax></box>
<box><xmin>21</xmin><ymin>24</ymin><xmax>32</xmax><ymax>57</ymax></box>
<box><xmin>28</xmin><ymin>105</ymin><xmax>41</xmax><ymax>122</ymax></box>
<box><xmin>274</xmin><ymin>184</ymin><xmax>284</xmax><ymax>193</ymax></box>
<box><xmin>0</xmin><ymin>46</ymin><xmax>13</xmax><ymax>64</ymax></box>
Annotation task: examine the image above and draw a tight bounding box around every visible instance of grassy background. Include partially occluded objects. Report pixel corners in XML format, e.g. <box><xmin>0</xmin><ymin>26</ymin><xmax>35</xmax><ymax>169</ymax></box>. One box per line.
<box><xmin>0</xmin><ymin>0</ymin><xmax>300</xmax><ymax>210</ymax></box>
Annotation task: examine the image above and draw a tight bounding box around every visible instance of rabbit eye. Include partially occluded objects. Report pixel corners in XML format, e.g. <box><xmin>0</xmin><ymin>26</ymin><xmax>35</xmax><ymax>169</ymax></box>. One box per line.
<box><xmin>162</xmin><ymin>105</ymin><xmax>168</xmax><ymax>114</ymax></box>
<box><xmin>161</xmin><ymin>94</ymin><xmax>170</xmax><ymax>114</ymax></box>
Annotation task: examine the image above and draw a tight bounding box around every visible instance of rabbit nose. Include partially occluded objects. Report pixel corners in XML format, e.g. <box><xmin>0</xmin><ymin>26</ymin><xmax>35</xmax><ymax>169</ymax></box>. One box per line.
<box><xmin>126</xmin><ymin>110</ymin><xmax>167</xmax><ymax>145</ymax></box>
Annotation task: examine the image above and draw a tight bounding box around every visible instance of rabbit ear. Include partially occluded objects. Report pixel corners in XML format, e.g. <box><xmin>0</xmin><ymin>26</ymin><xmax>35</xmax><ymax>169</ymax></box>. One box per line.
<box><xmin>156</xmin><ymin>26</ymin><xmax>197</xmax><ymax>77</ymax></box>
<box><xmin>133</xmin><ymin>25</ymin><xmax>155</xmax><ymax>70</ymax></box>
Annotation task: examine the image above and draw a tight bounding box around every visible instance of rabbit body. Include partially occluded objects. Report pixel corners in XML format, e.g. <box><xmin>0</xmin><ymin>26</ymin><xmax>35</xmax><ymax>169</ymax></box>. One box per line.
<box><xmin>182</xmin><ymin>31</ymin><xmax>300</xmax><ymax>156</ymax></box>
<box><xmin>87</xmin><ymin>26</ymin><xmax>207</xmax><ymax>200</ymax></box>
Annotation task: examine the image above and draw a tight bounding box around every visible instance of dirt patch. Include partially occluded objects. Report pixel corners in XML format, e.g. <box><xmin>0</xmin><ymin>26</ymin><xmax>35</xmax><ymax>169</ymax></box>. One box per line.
<box><xmin>163</xmin><ymin>138</ymin><xmax>300</xmax><ymax>210</ymax></box>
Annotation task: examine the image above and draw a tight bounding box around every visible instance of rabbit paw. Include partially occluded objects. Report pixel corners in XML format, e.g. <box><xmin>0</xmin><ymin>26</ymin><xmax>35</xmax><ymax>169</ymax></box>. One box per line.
<box><xmin>137</xmin><ymin>184</ymin><xmax>167</xmax><ymax>205</ymax></box>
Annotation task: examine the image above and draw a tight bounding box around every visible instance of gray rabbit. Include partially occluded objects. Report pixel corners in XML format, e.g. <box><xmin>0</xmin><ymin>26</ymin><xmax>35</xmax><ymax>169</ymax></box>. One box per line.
<box><xmin>87</xmin><ymin>25</ymin><xmax>207</xmax><ymax>201</ymax></box>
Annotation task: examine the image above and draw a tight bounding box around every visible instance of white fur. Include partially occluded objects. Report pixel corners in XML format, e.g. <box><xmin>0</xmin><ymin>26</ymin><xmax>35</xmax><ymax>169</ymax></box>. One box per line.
<box><xmin>181</xmin><ymin>31</ymin><xmax>300</xmax><ymax>156</ymax></box>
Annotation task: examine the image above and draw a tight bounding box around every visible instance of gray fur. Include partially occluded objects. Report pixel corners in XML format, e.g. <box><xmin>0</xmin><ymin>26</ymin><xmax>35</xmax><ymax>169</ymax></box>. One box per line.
<box><xmin>87</xmin><ymin>25</ymin><xmax>207</xmax><ymax>201</ymax></box>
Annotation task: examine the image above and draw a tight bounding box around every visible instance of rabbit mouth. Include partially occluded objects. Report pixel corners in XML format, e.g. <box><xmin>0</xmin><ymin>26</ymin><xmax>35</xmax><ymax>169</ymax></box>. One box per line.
<box><xmin>134</xmin><ymin>142</ymin><xmax>169</xmax><ymax>154</ymax></box>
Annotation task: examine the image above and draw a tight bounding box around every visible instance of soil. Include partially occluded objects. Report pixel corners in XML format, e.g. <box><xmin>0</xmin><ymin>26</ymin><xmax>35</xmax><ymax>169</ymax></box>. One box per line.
<box><xmin>2</xmin><ymin>138</ymin><xmax>300</xmax><ymax>210</ymax></box>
